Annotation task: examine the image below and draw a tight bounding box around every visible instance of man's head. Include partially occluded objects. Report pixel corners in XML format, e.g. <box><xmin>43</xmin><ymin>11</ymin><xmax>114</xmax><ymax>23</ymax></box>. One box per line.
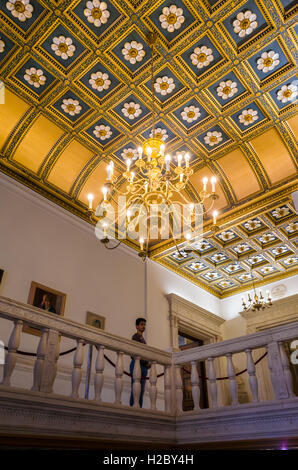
<box><xmin>44</xmin><ymin>295</ymin><xmax>51</xmax><ymax>309</ymax></box>
<box><xmin>136</xmin><ymin>317</ymin><xmax>146</xmax><ymax>334</ymax></box>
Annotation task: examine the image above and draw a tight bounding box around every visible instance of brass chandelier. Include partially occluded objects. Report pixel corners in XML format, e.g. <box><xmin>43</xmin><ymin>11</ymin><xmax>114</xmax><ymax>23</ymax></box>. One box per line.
<box><xmin>241</xmin><ymin>273</ymin><xmax>272</xmax><ymax>312</ymax></box>
<box><xmin>87</xmin><ymin>33</ymin><xmax>219</xmax><ymax>260</ymax></box>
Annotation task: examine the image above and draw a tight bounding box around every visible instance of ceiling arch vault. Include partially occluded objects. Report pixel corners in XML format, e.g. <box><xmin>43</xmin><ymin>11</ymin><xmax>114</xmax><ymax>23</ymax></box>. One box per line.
<box><xmin>0</xmin><ymin>0</ymin><xmax>297</xmax><ymax>297</ymax></box>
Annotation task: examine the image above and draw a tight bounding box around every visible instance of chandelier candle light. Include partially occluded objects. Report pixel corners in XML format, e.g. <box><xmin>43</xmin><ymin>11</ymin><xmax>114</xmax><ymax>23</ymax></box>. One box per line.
<box><xmin>86</xmin><ymin>33</ymin><xmax>219</xmax><ymax>260</ymax></box>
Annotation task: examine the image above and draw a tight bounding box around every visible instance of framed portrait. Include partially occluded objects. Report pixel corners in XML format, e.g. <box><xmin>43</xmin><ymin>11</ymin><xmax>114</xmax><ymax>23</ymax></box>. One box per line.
<box><xmin>86</xmin><ymin>311</ymin><xmax>106</xmax><ymax>331</ymax></box>
<box><xmin>25</xmin><ymin>281</ymin><xmax>67</xmax><ymax>336</ymax></box>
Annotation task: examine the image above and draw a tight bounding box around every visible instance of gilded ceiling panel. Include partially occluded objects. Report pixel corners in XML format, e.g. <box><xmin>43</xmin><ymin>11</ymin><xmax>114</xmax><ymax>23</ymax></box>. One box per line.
<box><xmin>0</xmin><ymin>89</ymin><xmax>30</xmax><ymax>148</ymax></box>
<box><xmin>249</xmin><ymin>127</ymin><xmax>297</xmax><ymax>184</ymax></box>
<box><xmin>47</xmin><ymin>139</ymin><xmax>95</xmax><ymax>192</ymax></box>
<box><xmin>12</xmin><ymin>115</ymin><xmax>65</xmax><ymax>173</ymax></box>
<box><xmin>217</xmin><ymin>148</ymin><xmax>261</xmax><ymax>201</ymax></box>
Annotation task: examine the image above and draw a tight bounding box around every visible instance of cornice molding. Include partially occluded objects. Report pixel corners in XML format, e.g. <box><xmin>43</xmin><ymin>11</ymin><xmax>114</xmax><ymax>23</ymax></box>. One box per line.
<box><xmin>166</xmin><ymin>293</ymin><xmax>224</xmax><ymax>347</ymax></box>
<box><xmin>167</xmin><ymin>293</ymin><xmax>224</xmax><ymax>327</ymax></box>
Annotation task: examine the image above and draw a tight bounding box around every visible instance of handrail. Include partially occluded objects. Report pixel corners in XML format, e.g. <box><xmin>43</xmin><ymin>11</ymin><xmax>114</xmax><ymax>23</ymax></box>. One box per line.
<box><xmin>173</xmin><ymin>321</ymin><xmax>298</xmax><ymax>364</ymax></box>
<box><xmin>0</xmin><ymin>296</ymin><xmax>172</xmax><ymax>365</ymax></box>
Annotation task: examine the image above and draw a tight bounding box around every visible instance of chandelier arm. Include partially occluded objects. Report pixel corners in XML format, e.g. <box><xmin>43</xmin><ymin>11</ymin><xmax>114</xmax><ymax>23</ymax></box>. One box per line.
<box><xmin>104</xmin><ymin>239</ymin><xmax>125</xmax><ymax>250</ymax></box>
<box><xmin>200</xmin><ymin>196</ymin><xmax>215</xmax><ymax>215</ymax></box>
<box><xmin>167</xmin><ymin>182</ymin><xmax>193</xmax><ymax>205</ymax></box>
<box><xmin>128</xmin><ymin>178</ymin><xmax>144</xmax><ymax>187</ymax></box>
<box><xmin>108</xmin><ymin>186</ymin><xmax>131</xmax><ymax>198</ymax></box>
<box><xmin>138</xmin><ymin>166</ymin><xmax>150</xmax><ymax>179</ymax></box>
<box><xmin>126</xmin><ymin>194</ymin><xmax>147</xmax><ymax>206</ymax></box>
<box><xmin>168</xmin><ymin>219</ymin><xmax>185</xmax><ymax>257</ymax></box>
<box><xmin>106</xmin><ymin>192</ymin><xmax>125</xmax><ymax>206</ymax></box>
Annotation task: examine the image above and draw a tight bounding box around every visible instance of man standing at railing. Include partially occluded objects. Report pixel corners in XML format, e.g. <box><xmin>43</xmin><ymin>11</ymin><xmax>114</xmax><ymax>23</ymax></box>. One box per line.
<box><xmin>130</xmin><ymin>317</ymin><xmax>150</xmax><ymax>408</ymax></box>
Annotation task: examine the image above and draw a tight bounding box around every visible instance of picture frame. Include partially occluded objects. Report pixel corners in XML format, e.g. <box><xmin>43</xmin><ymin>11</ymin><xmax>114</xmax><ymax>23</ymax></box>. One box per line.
<box><xmin>24</xmin><ymin>281</ymin><xmax>67</xmax><ymax>336</ymax></box>
<box><xmin>86</xmin><ymin>311</ymin><xmax>106</xmax><ymax>331</ymax></box>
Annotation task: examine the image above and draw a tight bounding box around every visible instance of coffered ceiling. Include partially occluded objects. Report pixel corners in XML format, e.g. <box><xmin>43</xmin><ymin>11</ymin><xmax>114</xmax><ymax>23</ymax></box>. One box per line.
<box><xmin>0</xmin><ymin>0</ymin><xmax>297</xmax><ymax>297</ymax></box>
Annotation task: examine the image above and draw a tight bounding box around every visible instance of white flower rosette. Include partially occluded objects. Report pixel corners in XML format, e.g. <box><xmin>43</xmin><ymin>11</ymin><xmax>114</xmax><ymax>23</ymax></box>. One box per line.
<box><xmin>122</xmin><ymin>41</ymin><xmax>145</xmax><ymax>65</ymax></box>
<box><xmin>233</xmin><ymin>10</ymin><xmax>258</xmax><ymax>38</ymax></box>
<box><xmin>257</xmin><ymin>50</ymin><xmax>279</xmax><ymax>73</ymax></box>
<box><xmin>93</xmin><ymin>124</ymin><xmax>112</xmax><ymax>140</ymax></box>
<box><xmin>24</xmin><ymin>67</ymin><xmax>46</xmax><ymax>88</ymax></box>
<box><xmin>61</xmin><ymin>98</ymin><xmax>82</xmax><ymax>116</ymax></box>
<box><xmin>149</xmin><ymin>127</ymin><xmax>168</xmax><ymax>141</ymax></box>
<box><xmin>217</xmin><ymin>80</ymin><xmax>238</xmax><ymax>100</ymax></box>
<box><xmin>181</xmin><ymin>105</ymin><xmax>200</xmax><ymax>123</ymax></box>
<box><xmin>239</xmin><ymin>109</ymin><xmax>258</xmax><ymax>126</ymax></box>
<box><xmin>159</xmin><ymin>5</ymin><xmax>185</xmax><ymax>33</ymax></box>
<box><xmin>121</xmin><ymin>102</ymin><xmax>142</xmax><ymax>120</ymax></box>
<box><xmin>154</xmin><ymin>76</ymin><xmax>175</xmax><ymax>96</ymax></box>
<box><xmin>89</xmin><ymin>71</ymin><xmax>111</xmax><ymax>91</ymax></box>
<box><xmin>277</xmin><ymin>84</ymin><xmax>298</xmax><ymax>103</ymax></box>
<box><xmin>204</xmin><ymin>131</ymin><xmax>222</xmax><ymax>146</ymax></box>
<box><xmin>0</xmin><ymin>38</ymin><xmax>5</xmax><ymax>53</ymax></box>
<box><xmin>84</xmin><ymin>0</ymin><xmax>110</xmax><ymax>27</ymax></box>
<box><xmin>51</xmin><ymin>36</ymin><xmax>76</xmax><ymax>60</ymax></box>
<box><xmin>190</xmin><ymin>46</ymin><xmax>214</xmax><ymax>69</ymax></box>
<box><xmin>6</xmin><ymin>0</ymin><xmax>33</xmax><ymax>22</ymax></box>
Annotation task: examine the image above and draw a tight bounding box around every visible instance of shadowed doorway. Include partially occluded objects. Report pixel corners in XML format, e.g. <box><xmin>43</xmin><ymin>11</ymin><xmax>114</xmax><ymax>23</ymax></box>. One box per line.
<box><xmin>178</xmin><ymin>331</ymin><xmax>209</xmax><ymax>411</ymax></box>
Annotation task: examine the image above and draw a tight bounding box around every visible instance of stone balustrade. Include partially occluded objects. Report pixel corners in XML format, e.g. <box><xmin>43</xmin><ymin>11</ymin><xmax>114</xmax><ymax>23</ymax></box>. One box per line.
<box><xmin>0</xmin><ymin>296</ymin><xmax>298</xmax><ymax>415</ymax></box>
<box><xmin>173</xmin><ymin>321</ymin><xmax>298</xmax><ymax>412</ymax></box>
<box><xmin>0</xmin><ymin>296</ymin><xmax>297</xmax><ymax>445</ymax></box>
<box><xmin>0</xmin><ymin>296</ymin><xmax>172</xmax><ymax>412</ymax></box>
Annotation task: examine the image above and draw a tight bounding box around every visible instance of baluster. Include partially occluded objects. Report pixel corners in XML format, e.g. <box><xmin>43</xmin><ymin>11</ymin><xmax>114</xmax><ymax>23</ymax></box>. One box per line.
<box><xmin>175</xmin><ymin>365</ymin><xmax>183</xmax><ymax>415</ymax></box>
<box><xmin>1</xmin><ymin>320</ymin><xmax>22</xmax><ymax>386</ymax></box>
<box><xmin>267</xmin><ymin>341</ymin><xmax>288</xmax><ymax>400</ymax></box>
<box><xmin>279</xmin><ymin>341</ymin><xmax>295</xmax><ymax>398</ymax></box>
<box><xmin>149</xmin><ymin>361</ymin><xmax>157</xmax><ymax>410</ymax></box>
<box><xmin>94</xmin><ymin>345</ymin><xmax>105</xmax><ymax>402</ymax></box>
<box><xmin>191</xmin><ymin>361</ymin><xmax>200</xmax><ymax>411</ymax></box>
<box><xmin>132</xmin><ymin>356</ymin><xmax>141</xmax><ymax>408</ymax></box>
<box><xmin>245</xmin><ymin>349</ymin><xmax>259</xmax><ymax>402</ymax></box>
<box><xmin>114</xmin><ymin>351</ymin><xmax>124</xmax><ymax>405</ymax></box>
<box><xmin>49</xmin><ymin>333</ymin><xmax>60</xmax><ymax>393</ymax></box>
<box><xmin>164</xmin><ymin>365</ymin><xmax>172</xmax><ymax>412</ymax></box>
<box><xmin>71</xmin><ymin>339</ymin><xmax>84</xmax><ymax>399</ymax></box>
<box><xmin>207</xmin><ymin>357</ymin><xmax>218</xmax><ymax>408</ymax></box>
<box><xmin>31</xmin><ymin>328</ymin><xmax>48</xmax><ymax>391</ymax></box>
<box><xmin>226</xmin><ymin>353</ymin><xmax>239</xmax><ymax>406</ymax></box>
<box><xmin>40</xmin><ymin>329</ymin><xmax>60</xmax><ymax>393</ymax></box>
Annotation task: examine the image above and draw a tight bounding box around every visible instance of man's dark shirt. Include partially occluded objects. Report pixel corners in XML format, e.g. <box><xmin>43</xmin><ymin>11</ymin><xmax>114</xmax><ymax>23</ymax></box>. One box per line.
<box><xmin>131</xmin><ymin>333</ymin><xmax>150</xmax><ymax>368</ymax></box>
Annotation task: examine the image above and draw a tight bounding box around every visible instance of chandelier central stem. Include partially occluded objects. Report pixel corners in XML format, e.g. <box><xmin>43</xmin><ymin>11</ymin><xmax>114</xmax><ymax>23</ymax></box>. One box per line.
<box><xmin>148</xmin><ymin>32</ymin><xmax>157</xmax><ymax>139</ymax></box>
